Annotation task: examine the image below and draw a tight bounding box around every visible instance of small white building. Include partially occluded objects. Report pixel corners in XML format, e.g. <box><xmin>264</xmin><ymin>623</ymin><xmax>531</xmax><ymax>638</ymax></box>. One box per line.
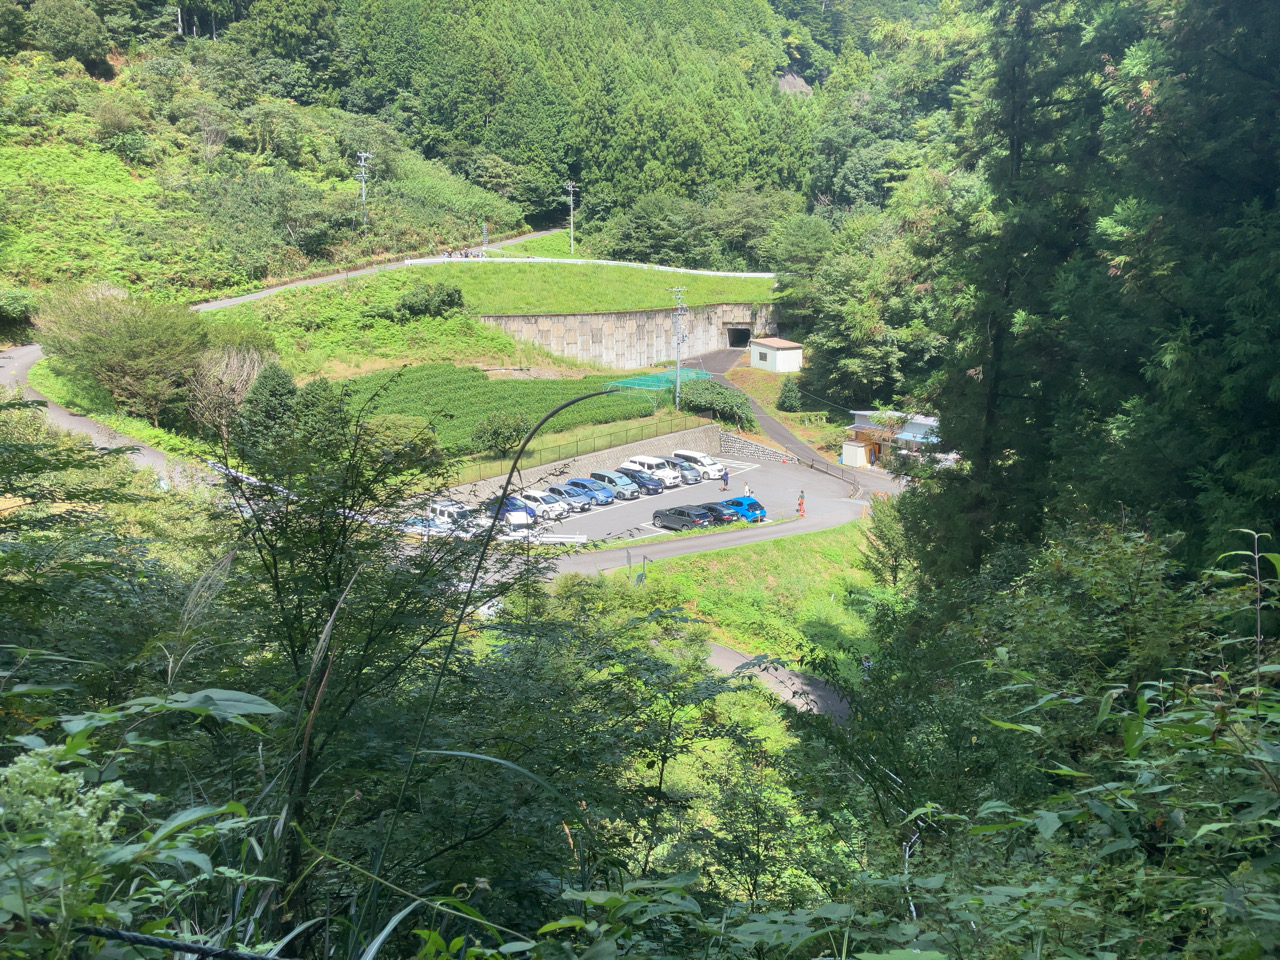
<box><xmin>749</xmin><ymin>337</ymin><xmax>804</xmax><ymax>373</ymax></box>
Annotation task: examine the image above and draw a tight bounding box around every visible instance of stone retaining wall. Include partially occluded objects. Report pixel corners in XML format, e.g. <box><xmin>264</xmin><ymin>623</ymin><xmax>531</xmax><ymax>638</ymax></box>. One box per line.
<box><xmin>450</xmin><ymin>422</ymin><xmax>724</xmax><ymax>503</ymax></box>
<box><xmin>483</xmin><ymin>303</ymin><xmax>775</xmax><ymax>369</ymax></box>
<box><xmin>719</xmin><ymin>432</ymin><xmax>787</xmax><ymax>463</ymax></box>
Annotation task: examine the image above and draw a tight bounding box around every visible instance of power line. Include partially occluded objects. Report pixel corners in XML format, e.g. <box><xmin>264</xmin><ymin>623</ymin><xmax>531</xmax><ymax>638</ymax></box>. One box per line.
<box><xmin>669</xmin><ymin>287</ymin><xmax>688</xmax><ymax>412</ymax></box>
<box><xmin>564</xmin><ymin>180</ymin><xmax>577</xmax><ymax>254</ymax></box>
<box><xmin>356</xmin><ymin>151</ymin><xmax>373</xmax><ymax>233</ymax></box>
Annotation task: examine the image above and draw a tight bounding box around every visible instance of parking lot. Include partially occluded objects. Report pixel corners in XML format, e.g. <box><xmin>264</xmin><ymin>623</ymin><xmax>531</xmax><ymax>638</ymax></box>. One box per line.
<box><xmin>506</xmin><ymin>452</ymin><xmax>859</xmax><ymax>546</ymax></box>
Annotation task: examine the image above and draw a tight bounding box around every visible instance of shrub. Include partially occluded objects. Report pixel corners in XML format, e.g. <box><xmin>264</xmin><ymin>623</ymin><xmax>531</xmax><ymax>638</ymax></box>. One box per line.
<box><xmin>396</xmin><ymin>282</ymin><xmax>465</xmax><ymax>320</ymax></box>
<box><xmin>234</xmin><ymin>361</ymin><xmax>297</xmax><ymax>464</ymax></box>
<box><xmin>34</xmin><ymin>285</ymin><xmax>208</xmax><ymax>427</ymax></box>
<box><xmin>470</xmin><ymin>410</ymin><xmax>532</xmax><ymax>457</ymax></box>
<box><xmin>680</xmin><ymin>379</ymin><xmax>757</xmax><ymax>430</ymax></box>
<box><xmin>776</xmin><ymin>375</ymin><xmax>802</xmax><ymax>412</ymax></box>
<box><xmin>0</xmin><ymin>288</ymin><xmax>37</xmax><ymax>343</ymax></box>
<box><xmin>27</xmin><ymin>0</ymin><xmax>109</xmax><ymax>70</ymax></box>
<box><xmin>0</xmin><ymin>1</ymin><xmax>25</xmax><ymax>56</ymax></box>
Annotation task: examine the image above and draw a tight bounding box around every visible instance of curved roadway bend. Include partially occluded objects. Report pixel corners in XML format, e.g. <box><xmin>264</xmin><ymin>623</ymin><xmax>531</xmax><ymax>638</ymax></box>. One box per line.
<box><xmin>0</xmin><ymin>342</ymin><xmax>175</xmax><ymax>475</ymax></box>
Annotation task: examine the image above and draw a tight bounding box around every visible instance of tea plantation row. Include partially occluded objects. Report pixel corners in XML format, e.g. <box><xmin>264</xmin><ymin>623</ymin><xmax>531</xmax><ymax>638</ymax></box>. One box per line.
<box><xmin>345</xmin><ymin>364</ymin><xmax>660</xmax><ymax>448</ymax></box>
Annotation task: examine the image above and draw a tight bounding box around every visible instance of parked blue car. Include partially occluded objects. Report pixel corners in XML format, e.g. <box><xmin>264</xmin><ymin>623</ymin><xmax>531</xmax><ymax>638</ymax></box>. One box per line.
<box><xmin>616</xmin><ymin>466</ymin><xmax>664</xmax><ymax>496</ymax></box>
<box><xmin>545</xmin><ymin>484</ymin><xmax>595</xmax><ymax>512</ymax></box>
<box><xmin>564</xmin><ymin>477</ymin><xmax>615</xmax><ymax>505</ymax></box>
<box><xmin>719</xmin><ymin>497</ymin><xmax>766</xmax><ymax>522</ymax></box>
<box><xmin>481</xmin><ymin>495</ymin><xmax>536</xmax><ymax>527</ymax></box>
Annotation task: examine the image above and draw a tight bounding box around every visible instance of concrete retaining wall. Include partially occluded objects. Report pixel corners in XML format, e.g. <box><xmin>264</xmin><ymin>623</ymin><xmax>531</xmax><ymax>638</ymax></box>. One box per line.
<box><xmin>483</xmin><ymin>303</ymin><xmax>776</xmax><ymax>369</ymax></box>
<box><xmin>451</xmin><ymin>422</ymin><xmax>724</xmax><ymax>503</ymax></box>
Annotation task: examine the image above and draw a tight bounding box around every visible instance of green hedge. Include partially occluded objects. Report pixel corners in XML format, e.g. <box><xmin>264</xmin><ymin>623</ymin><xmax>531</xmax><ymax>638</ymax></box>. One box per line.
<box><xmin>680</xmin><ymin>379</ymin><xmax>757</xmax><ymax>430</ymax></box>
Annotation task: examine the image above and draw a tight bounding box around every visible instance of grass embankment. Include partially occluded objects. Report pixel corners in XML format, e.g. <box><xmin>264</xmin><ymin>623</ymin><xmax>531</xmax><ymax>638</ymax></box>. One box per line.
<box><xmin>726</xmin><ymin>363</ymin><xmax>846</xmax><ymax>463</ymax></box>
<box><xmin>207</xmin><ymin>262</ymin><xmax>775</xmax><ymax>377</ymax></box>
<box><xmin>597</xmin><ymin>522</ymin><xmax>873</xmax><ymax>668</ymax></box>
<box><xmin>488</xmin><ymin>230</ymin><xmax>584</xmax><ymax>259</ymax></box>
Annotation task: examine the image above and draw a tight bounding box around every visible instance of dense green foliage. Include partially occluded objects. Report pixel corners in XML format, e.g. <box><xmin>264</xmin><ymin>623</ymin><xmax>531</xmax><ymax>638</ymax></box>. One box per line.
<box><xmin>469</xmin><ymin>410</ymin><xmax>531</xmax><ymax>458</ymax></box>
<box><xmin>35</xmin><ymin>284</ymin><xmax>210</xmax><ymax>425</ymax></box>
<box><xmin>0</xmin><ymin>0</ymin><xmax>940</xmax><ymax>300</ymax></box>
<box><xmin>0</xmin><ymin>53</ymin><xmax>524</xmax><ymax>298</ymax></box>
<box><xmin>779</xmin><ymin>0</ymin><xmax>1280</xmax><ymax>570</ymax></box>
<box><xmin>679</xmin><ymin>379</ymin><xmax>758</xmax><ymax>430</ymax></box>
<box><xmin>775</xmin><ymin>375</ymin><xmax>802</xmax><ymax>412</ymax></box>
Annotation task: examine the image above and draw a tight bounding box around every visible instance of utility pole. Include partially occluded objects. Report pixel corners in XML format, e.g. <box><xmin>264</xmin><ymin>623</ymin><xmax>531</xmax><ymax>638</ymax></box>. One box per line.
<box><xmin>356</xmin><ymin>152</ymin><xmax>373</xmax><ymax>233</ymax></box>
<box><xmin>565</xmin><ymin>180</ymin><xmax>577</xmax><ymax>254</ymax></box>
<box><xmin>670</xmin><ymin>287</ymin><xmax>687</xmax><ymax>412</ymax></box>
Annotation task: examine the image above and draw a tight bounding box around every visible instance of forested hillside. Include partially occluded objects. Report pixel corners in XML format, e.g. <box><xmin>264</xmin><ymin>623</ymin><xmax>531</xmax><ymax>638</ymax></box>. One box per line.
<box><xmin>0</xmin><ymin>0</ymin><xmax>938</xmax><ymax>297</ymax></box>
<box><xmin>0</xmin><ymin>53</ymin><xmax>524</xmax><ymax>297</ymax></box>
<box><xmin>784</xmin><ymin>1</ymin><xmax>1280</xmax><ymax>571</ymax></box>
<box><xmin>3</xmin><ymin>1</ymin><xmax>1279</xmax><ymax>959</ymax></box>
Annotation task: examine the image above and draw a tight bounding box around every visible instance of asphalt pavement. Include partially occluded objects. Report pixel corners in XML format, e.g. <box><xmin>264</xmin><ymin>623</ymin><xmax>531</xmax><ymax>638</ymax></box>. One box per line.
<box><xmin>0</xmin><ymin>342</ymin><xmax>179</xmax><ymax>476</ymax></box>
<box><xmin>548</xmin><ymin>453</ymin><xmax>858</xmax><ymax>574</ymax></box>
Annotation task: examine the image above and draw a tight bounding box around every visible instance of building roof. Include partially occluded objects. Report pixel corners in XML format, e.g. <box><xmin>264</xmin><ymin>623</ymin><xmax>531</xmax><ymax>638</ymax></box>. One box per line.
<box><xmin>848</xmin><ymin>410</ymin><xmax>939</xmax><ymax>428</ymax></box>
<box><xmin>846</xmin><ymin>410</ymin><xmax>939</xmax><ymax>443</ymax></box>
<box><xmin>750</xmin><ymin>337</ymin><xmax>804</xmax><ymax>350</ymax></box>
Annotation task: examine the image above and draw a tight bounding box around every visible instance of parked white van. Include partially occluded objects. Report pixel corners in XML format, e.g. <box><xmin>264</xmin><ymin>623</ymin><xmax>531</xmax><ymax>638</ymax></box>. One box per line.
<box><xmin>619</xmin><ymin>455</ymin><xmax>682</xmax><ymax>488</ymax></box>
<box><xmin>672</xmin><ymin>450</ymin><xmax>724</xmax><ymax>479</ymax></box>
<box><xmin>428</xmin><ymin>498</ymin><xmax>475</xmax><ymax>528</ymax></box>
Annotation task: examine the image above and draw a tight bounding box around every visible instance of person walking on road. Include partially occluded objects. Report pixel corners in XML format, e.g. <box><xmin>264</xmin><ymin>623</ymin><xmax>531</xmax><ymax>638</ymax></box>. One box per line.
<box><xmin>797</xmin><ymin>490</ymin><xmax>805</xmax><ymax>518</ymax></box>
<box><xmin>743</xmin><ymin>480</ymin><xmax>752</xmax><ymax>498</ymax></box>
<box><xmin>720</xmin><ymin>467</ymin><xmax>730</xmax><ymax>491</ymax></box>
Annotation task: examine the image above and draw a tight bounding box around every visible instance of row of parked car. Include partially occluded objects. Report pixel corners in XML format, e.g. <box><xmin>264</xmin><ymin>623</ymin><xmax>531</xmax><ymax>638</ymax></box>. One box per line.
<box><xmin>409</xmin><ymin>449</ymin><xmax>766</xmax><ymax>537</ymax></box>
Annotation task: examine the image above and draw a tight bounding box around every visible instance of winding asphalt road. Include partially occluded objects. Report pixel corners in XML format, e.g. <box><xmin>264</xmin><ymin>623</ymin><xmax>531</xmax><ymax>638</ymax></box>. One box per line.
<box><xmin>0</xmin><ymin>341</ymin><xmax>175</xmax><ymax>475</ymax></box>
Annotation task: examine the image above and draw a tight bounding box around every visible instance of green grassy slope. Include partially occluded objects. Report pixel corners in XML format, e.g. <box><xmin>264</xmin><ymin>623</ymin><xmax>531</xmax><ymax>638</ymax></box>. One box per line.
<box><xmin>489</xmin><ymin>230</ymin><xmax>581</xmax><ymax>259</ymax></box>
<box><xmin>211</xmin><ymin>261</ymin><xmax>774</xmax><ymax>317</ymax></box>
<box><xmin>608</xmin><ymin>523</ymin><xmax>872</xmax><ymax>666</ymax></box>
<box><xmin>209</xmin><ymin>261</ymin><xmax>775</xmax><ymax>374</ymax></box>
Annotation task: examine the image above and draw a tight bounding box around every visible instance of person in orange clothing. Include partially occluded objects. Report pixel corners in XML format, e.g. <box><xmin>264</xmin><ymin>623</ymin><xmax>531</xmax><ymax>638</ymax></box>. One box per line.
<box><xmin>797</xmin><ymin>489</ymin><xmax>805</xmax><ymax>517</ymax></box>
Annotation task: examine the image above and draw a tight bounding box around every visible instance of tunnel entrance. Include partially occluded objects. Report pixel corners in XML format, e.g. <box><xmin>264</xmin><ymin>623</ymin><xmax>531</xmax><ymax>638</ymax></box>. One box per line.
<box><xmin>727</xmin><ymin>327</ymin><xmax>751</xmax><ymax>348</ymax></box>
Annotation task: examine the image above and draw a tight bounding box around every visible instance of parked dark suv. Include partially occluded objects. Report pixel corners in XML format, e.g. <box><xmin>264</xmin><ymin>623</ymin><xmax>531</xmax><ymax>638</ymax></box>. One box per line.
<box><xmin>652</xmin><ymin>505</ymin><xmax>713</xmax><ymax>530</ymax></box>
<box><xmin>616</xmin><ymin>466</ymin><xmax>664</xmax><ymax>495</ymax></box>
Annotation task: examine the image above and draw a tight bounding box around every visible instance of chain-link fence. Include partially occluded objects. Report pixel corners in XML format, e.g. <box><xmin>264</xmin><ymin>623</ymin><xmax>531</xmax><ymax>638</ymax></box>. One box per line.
<box><xmin>454</xmin><ymin>415</ymin><xmax>705</xmax><ymax>484</ymax></box>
